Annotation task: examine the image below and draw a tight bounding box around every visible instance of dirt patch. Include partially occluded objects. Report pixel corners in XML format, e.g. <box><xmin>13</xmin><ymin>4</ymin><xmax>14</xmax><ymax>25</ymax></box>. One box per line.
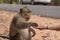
<box><xmin>0</xmin><ymin>10</ymin><xmax>60</xmax><ymax>40</ymax></box>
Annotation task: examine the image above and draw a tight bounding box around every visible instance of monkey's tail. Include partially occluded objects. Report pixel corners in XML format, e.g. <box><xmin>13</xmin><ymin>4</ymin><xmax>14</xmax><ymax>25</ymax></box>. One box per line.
<box><xmin>30</xmin><ymin>28</ymin><xmax>36</xmax><ymax>37</ymax></box>
<box><xmin>0</xmin><ymin>35</ymin><xmax>10</xmax><ymax>39</ymax></box>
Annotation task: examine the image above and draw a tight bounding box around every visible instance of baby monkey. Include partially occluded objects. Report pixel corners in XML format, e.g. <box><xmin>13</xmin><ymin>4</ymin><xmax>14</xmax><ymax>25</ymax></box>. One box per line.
<box><xmin>9</xmin><ymin>6</ymin><xmax>38</xmax><ymax>40</ymax></box>
<box><xmin>0</xmin><ymin>6</ymin><xmax>38</xmax><ymax>40</ymax></box>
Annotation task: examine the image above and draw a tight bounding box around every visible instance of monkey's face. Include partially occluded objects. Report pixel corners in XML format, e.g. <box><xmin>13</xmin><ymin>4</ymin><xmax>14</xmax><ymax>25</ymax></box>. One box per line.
<box><xmin>20</xmin><ymin>7</ymin><xmax>31</xmax><ymax>21</ymax></box>
<box><xmin>22</xmin><ymin>11</ymin><xmax>31</xmax><ymax>21</ymax></box>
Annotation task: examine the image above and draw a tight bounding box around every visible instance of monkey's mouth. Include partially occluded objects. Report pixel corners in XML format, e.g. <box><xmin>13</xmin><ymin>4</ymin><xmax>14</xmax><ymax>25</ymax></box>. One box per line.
<box><xmin>25</xmin><ymin>17</ymin><xmax>30</xmax><ymax>21</ymax></box>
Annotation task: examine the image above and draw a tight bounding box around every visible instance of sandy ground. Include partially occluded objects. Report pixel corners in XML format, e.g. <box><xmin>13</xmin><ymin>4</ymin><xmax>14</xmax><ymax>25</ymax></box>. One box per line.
<box><xmin>0</xmin><ymin>10</ymin><xmax>60</xmax><ymax>40</ymax></box>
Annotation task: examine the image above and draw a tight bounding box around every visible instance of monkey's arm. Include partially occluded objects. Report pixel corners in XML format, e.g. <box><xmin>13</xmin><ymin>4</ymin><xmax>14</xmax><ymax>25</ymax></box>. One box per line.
<box><xmin>30</xmin><ymin>23</ymin><xmax>38</xmax><ymax>26</ymax></box>
<box><xmin>15</xmin><ymin>22</ymin><xmax>38</xmax><ymax>29</ymax></box>
<box><xmin>15</xmin><ymin>22</ymin><xmax>31</xmax><ymax>28</ymax></box>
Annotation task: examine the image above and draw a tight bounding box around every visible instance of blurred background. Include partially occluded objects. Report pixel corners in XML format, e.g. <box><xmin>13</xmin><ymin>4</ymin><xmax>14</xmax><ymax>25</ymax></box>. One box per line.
<box><xmin>0</xmin><ymin>0</ymin><xmax>60</xmax><ymax>6</ymax></box>
<box><xmin>0</xmin><ymin>0</ymin><xmax>60</xmax><ymax>40</ymax></box>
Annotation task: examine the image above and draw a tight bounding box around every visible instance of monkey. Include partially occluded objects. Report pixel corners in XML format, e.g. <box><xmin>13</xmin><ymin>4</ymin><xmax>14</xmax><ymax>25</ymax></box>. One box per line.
<box><xmin>9</xmin><ymin>6</ymin><xmax>38</xmax><ymax>40</ymax></box>
<box><xmin>0</xmin><ymin>7</ymin><xmax>38</xmax><ymax>40</ymax></box>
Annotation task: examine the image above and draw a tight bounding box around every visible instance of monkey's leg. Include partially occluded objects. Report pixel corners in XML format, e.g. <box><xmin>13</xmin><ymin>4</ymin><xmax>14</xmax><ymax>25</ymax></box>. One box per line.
<box><xmin>16</xmin><ymin>34</ymin><xmax>23</xmax><ymax>40</ymax></box>
<box><xmin>29</xmin><ymin>28</ymin><xmax>36</xmax><ymax>37</ymax></box>
<box><xmin>18</xmin><ymin>29</ymin><xmax>31</xmax><ymax>40</ymax></box>
<box><xmin>10</xmin><ymin>33</ymin><xmax>19</xmax><ymax>40</ymax></box>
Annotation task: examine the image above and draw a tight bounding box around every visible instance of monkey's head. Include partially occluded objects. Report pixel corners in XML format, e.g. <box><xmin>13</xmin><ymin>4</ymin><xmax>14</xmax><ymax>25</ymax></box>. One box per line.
<box><xmin>20</xmin><ymin>6</ymin><xmax>31</xmax><ymax>21</ymax></box>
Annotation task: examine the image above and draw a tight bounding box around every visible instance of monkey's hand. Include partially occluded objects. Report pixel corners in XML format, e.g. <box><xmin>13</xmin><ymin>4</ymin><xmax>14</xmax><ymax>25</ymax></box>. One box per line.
<box><xmin>31</xmin><ymin>23</ymin><xmax>38</xmax><ymax>27</ymax></box>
